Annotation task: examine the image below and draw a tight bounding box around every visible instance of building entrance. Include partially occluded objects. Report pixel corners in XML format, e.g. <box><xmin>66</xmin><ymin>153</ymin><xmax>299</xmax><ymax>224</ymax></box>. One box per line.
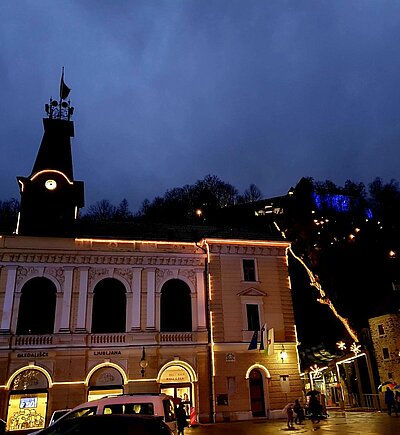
<box><xmin>249</xmin><ymin>369</ymin><xmax>266</xmax><ymax>417</ymax></box>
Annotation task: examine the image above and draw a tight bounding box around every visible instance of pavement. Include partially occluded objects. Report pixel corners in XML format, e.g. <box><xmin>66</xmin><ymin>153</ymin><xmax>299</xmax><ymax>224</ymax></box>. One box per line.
<box><xmin>185</xmin><ymin>410</ymin><xmax>399</xmax><ymax>434</ymax></box>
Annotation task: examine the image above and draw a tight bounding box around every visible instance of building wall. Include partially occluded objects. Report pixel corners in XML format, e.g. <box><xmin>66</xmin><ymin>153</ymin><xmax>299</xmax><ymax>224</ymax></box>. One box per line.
<box><xmin>368</xmin><ymin>313</ymin><xmax>400</xmax><ymax>384</ymax></box>
<box><xmin>0</xmin><ymin>235</ymin><xmax>302</xmax><ymax>429</ymax></box>
<box><xmin>205</xmin><ymin>239</ymin><xmax>303</xmax><ymax>421</ymax></box>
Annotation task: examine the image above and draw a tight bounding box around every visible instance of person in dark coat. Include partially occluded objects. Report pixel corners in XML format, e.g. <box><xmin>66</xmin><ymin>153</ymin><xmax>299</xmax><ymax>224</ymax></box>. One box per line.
<box><xmin>308</xmin><ymin>394</ymin><xmax>322</xmax><ymax>423</ymax></box>
<box><xmin>293</xmin><ymin>398</ymin><xmax>305</xmax><ymax>424</ymax></box>
<box><xmin>176</xmin><ymin>403</ymin><xmax>187</xmax><ymax>435</ymax></box>
<box><xmin>385</xmin><ymin>388</ymin><xmax>396</xmax><ymax>416</ymax></box>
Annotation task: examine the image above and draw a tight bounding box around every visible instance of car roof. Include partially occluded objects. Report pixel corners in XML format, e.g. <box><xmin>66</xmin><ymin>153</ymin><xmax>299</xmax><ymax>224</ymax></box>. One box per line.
<box><xmin>72</xmin><ymin>393</ymin><xmax>172</xmax><ymax>409</ymax></box>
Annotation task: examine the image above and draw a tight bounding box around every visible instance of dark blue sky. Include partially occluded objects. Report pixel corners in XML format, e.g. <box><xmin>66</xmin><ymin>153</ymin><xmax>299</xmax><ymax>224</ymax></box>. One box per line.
<box><xmin>1</xmin><ymin>1</ymin><xmax>400</xmax><ymax>212</ymax></box>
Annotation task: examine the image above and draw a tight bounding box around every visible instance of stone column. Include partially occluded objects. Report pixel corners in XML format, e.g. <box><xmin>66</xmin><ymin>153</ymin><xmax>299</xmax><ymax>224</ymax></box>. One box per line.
<box><xmin>58</xmin><ymin>267</ymin><xmax>74</xmax><ymax>332</ymax></box>
<box><xmin>129</xmin><ymin>268</ymin><xmax>142</xmax><ymax>331</ymax></box>
<box><xmin>0</xmin><ymin>266</ymin><xmax>17</xmax><ymax>333</ymax></box>
<box><xmin>146</xmin><ymin>268</ymin><xmax>156</xmax><ymax>330</ymax></box>
<box><xmin>196</xmin><ymin>269</ymin><xmax>207</xmax><ymax>330</ymax></box>
<box><xmin>76</xmin><ymin>267</ymin><xmax>89</xmax><ymax>332</ymax></box>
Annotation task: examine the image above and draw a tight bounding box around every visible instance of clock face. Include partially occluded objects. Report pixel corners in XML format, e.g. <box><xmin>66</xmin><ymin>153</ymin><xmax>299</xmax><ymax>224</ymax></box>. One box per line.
<box><xmin>45</xmin><ymin>179</ymin><xmax>57</xmax><ymax>190</ymax></box>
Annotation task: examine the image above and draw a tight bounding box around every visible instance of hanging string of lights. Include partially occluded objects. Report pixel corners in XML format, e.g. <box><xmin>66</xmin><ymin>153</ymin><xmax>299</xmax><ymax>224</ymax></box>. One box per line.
<box><xmin>274</xmin><ymin>221</ymin><xmax>359</xmax><ymax>343</ymax></box>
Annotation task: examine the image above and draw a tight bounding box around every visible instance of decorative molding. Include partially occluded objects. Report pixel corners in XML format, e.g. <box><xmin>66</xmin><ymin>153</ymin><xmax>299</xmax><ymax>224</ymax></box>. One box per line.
<box><xmin>237</xmin><ymin>287</ymin><xmax>267</xmax><ymax>297</ymax></box>
<box><xmin>45</xmin><ymin>267</ymin><xmax>66</xmax><ymax>287</ymax></box>
<box><xmin>1</xmin><ymin>253</ymin><xmax>204</xmax><ymax>267</ymax></box>
<box><xmin>88</xmin><ymin>268</ymin><xmax>110</xmax><ymax>288</ymax></box>
<box><xmin>209</xmin><ymin>245</ymin><xmax>284</xmax><ymax>256</ymax></box>
<box><xmin>179</xmin><ymin>269</ymin><xmax>196</xmax><ymax>286</ymax></box>
<box><xmin>114</xmin><ymin>268</ymin><xmax>133</xmax><ymax>285</ymax></box>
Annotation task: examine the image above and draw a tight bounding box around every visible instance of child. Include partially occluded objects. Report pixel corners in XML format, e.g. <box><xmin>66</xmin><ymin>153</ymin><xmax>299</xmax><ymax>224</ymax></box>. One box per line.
<box><xmin>293</xmin><ymin>398</ymin><xmax>305</xmax><ymax>424</ymax></box>
<box><xmin>284</xmin><ymin>403</ymin><xmax>295</xmax><ymax>429</ymax></box>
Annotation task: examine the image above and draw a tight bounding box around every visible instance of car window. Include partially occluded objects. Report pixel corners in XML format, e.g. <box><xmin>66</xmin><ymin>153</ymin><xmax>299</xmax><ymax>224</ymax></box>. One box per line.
<box><xmin>103</xmin><ymin>403</ymin><xmax>154</xmax><ymax>415</ymax></box>
<box><xmin>62</xmin><ymin>407</ymin><xmax>96</xmax><ymax>421</ymax></box>
<box><xmin>163</xmin><ymin>400</ymin><xmax>176</xmax><ymax>422</ymax></box>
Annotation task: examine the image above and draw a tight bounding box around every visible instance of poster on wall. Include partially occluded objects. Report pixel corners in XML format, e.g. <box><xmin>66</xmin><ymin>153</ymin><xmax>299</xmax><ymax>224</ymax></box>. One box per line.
<box><xmin>7</xmin><ymin>392</ymin><xmax>47</xmax><ymax>431</ymax></box>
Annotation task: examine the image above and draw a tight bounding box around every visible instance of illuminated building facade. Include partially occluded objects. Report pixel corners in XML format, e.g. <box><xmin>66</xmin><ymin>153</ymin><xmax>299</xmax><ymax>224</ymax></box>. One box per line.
<box><xmin>0</xmin><ymin>88</ymin><xmax>302</xmax><ymax>431</ymax></box>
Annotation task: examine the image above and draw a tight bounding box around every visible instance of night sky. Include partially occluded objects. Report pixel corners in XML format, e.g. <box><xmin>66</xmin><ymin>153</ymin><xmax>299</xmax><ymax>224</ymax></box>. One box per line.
<box><xmin>2</xmin><ymin>1</ymin><xmax>400</xmax><ymax>213</ymax></box>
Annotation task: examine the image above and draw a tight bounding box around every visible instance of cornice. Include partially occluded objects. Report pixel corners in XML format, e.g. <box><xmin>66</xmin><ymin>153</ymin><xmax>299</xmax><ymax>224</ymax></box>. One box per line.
<box><xmin>0</xmin><ymin>252</ymin><xmax>205</xmax><ymax>267</ymax></box>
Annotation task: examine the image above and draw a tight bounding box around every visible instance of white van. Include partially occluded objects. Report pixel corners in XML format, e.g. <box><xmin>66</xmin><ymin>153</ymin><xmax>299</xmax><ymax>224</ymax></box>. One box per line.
<box><xmin>46</xmin><ymin>393</ymin><xmax>177</xmax><ymax>433</ymax></box>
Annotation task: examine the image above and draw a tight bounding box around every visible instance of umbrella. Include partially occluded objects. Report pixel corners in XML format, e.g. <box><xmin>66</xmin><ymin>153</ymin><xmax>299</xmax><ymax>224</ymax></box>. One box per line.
<box><xmin>378</xmin><ymin>381</ymin><xmax>396</xmax><ymax>392</ymax></box>
<box><xmin>306</xmin><ymin>390</ymin><xmax>320</xmax><ymax>396</ymax></box>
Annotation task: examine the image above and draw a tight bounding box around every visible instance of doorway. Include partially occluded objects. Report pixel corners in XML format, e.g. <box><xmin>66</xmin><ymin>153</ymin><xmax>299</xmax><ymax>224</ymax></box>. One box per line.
<box><xmin>249</xmin><ymin>369</ymin><xmax>266</xmax><ymax>417</ymax></box>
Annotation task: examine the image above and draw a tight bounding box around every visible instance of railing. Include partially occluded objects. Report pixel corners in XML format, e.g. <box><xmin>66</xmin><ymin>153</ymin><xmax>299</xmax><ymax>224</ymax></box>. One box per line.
<box><xmin>159</xmin><ymin>332</ymin><xmax>193</xmax><ymax>343</ymax></box>
<box><xmin>90</xmin><ymin>334</ymin><xmax>126</xmax><ymax>344</ymax></box>
<box><xmin>14</xmin><ymin>335</ymin><xmax>53</xmax><ymax>346</ymax></box>
<box><xmin>7</xmin><ymin>330</ymin><xmax>207</xmax><ymax>349</ymax></box>
<box><xmin>362</xmin><ymin>393</ymin><xmax>381</xmax><ymax>410</ymax></box>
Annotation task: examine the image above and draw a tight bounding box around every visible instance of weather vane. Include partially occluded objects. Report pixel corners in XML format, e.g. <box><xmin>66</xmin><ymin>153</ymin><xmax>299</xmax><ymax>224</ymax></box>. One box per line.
<box><xmin>44</xmin><ymin>67</ymin><xmax>74</xmax><ymax>121</ymax></box>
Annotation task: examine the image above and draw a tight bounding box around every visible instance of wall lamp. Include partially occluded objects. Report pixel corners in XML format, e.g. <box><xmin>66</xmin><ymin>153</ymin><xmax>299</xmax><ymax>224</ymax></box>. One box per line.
<box><xmin>280</xmin><ymin>345</ymin><xmax>288</xmax><ymax>363</ymax></box>
<box><xmin>139</xmin><ymin>346</ymin><xmax>148</xmax><ymax>378</ymax></box>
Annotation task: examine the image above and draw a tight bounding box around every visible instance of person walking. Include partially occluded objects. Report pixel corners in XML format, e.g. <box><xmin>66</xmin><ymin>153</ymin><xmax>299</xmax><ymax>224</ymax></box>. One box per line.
<box><xmin>283</xmin><ymin>403</ymin><xmax>295</xmax><ymax>429</ymax></box>
<box><xmin>293</xmin><ymin>398</ymin><xmax>305</xmax><ymax>424</ymax></box>
<box><xmin>176</xmin><ymin>403</ymin><xmax>188</xmax><ymax>435</ymax></box>
<box><xmin>385</xmin><ymin>387</ymin><xmax>396</xmax><ymax>416</ymax></box>
<box><xmin>308</xmin><ymin>394</ymin><xmax>322</xmax><ymax>423</ymax></box>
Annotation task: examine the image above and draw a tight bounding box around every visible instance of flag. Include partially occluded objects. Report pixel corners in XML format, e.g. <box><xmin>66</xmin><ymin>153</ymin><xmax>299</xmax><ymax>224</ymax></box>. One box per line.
<box><xmin>266</xmin><ymin>328</ymin><xmax>275</xmax><ymax>355</ymax></box>
<box><xmin>60</xmin><ymin>67</ymin><xmax>71</xmax><ymax>100</ymax></box>
<box><xmin>259</xmin><ymin>324</ymin><xmax>266</xmax><ymax>351</ymax></box>
<box><xmin>248</xmin><ymin>330</ymin><xmax>258</xmax><ymax>350</ymax></box>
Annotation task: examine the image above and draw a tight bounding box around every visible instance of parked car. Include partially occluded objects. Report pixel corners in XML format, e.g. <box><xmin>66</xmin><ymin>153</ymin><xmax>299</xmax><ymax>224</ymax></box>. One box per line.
<box><xmin>29</xmin><ymin>414</ymin><xmax>173</xmax><ymax>434</ymax></box>
<box><xmin>48</xmin><ymin>409</ymin><xmax>71</xmax><ymax>426</ymax></box>
<box><xmin>31</xmin><ymin>393</ymin><xmax>176</xmax><ymax>434</ymax></box>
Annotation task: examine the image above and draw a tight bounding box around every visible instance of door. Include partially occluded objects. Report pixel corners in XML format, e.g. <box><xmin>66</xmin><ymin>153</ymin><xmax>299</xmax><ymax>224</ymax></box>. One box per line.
<box><xmin>249</xmin><ymin>369</ymin><xmax>266</xmax><ymax>417</ymax></box>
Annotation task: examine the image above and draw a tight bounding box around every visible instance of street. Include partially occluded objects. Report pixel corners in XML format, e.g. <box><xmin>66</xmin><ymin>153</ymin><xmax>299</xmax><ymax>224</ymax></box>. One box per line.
<box><xmin>186</xmin><ymin>411</ymin><xmax>398</xmax><ymax>434</ymax></box>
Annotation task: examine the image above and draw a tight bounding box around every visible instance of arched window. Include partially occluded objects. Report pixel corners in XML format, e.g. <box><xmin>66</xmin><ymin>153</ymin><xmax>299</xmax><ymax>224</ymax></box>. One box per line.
<box><xmin>160</xmin><ymin>279</ymin><xmax>192</xmax><ymax>332</ymax></box>
<box><xmin>91</xmin><ymin>278</ymin><xmax>126</xmax><ymax>333</ymax></box>
<box><xmin>16</xmin><ymin>278</ymin><xmax>56</xmax><ymax>334</ymax></box>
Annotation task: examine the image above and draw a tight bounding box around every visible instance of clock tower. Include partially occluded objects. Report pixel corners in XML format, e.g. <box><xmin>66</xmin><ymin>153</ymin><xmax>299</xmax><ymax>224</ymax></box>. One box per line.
<box><xmin>16</xmin><ymin>78</ymin><xmax>84</xmax><ymax>236</ymax></box>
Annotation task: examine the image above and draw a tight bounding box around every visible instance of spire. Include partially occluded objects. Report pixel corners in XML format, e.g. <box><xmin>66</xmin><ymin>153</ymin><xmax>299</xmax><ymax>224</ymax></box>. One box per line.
<box><xmin>16</xmin><ymin>74</ymin><xmax>84</xmax><ymax>236</ymax></box>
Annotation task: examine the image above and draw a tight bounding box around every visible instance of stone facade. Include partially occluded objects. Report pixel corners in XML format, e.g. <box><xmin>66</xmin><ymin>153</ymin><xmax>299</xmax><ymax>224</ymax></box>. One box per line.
<box><xmin>0</xmin><ymin>234</ymin><xmax>302</xmax><ymax>431</ymax></box>
<box><xmin>368</xmin><ymin>313</ymin><xmax>400</xmax><ymax>384</ymax></box>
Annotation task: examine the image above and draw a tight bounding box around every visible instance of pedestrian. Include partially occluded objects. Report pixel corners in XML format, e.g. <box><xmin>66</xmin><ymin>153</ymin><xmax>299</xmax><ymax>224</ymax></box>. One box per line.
<box><xmin>394</xmin><ymin>391</ymin><xmax>400</xmax><ymax>416</ymax></box>
<box><xmin>293</xmin><ymin>398</ymin><xmax>305</xmax><ymax>424</ymax></box>
<box><xmin>176</xmin><ymin>403</ymin><xmax>188</xmax><ymax>435</ymax></box>
<box><xmin>283</xmin><ymin>403</ymin><xmax>295</xmax><ymax>429</ymax></box>
<box><xmin>385</xmin><ymin>387</ymin><xmax>396</xmax><ymax>416</ymax></box>
<box><xmin>308</xmin><ymin>394</ymin><xmax>321</xmax><ymax>423</ymax></box>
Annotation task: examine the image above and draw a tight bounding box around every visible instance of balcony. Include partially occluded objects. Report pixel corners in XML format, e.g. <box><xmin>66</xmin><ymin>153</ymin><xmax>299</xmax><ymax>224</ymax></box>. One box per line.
<box><xmin>5</xmin><ymin>330</ymin><xmax>208</xmax><ymax>350</ymax></box>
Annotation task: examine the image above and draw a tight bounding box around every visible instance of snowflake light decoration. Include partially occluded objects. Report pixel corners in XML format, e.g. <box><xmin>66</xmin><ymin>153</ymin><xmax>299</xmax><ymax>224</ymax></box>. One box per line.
<box><xmin>350</xmin><ymin>342</ymin><xmax>361</xmax><ymax>355</ymax></box>
<box><xmin>336</xmin><ymin>341</ymin><xmax>346</xmax><ymax>351</ymax></box>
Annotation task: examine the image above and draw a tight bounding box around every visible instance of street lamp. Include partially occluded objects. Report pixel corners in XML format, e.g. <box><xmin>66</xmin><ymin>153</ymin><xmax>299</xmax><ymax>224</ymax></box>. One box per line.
<box><xmin>140</xmin><ymin>346</ymin><xmax>148</xmax><ymax>378</ymax></box>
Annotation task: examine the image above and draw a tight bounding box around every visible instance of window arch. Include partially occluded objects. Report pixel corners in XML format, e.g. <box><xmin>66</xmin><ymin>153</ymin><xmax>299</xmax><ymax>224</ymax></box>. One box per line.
<box><xmin>91</xmin><ymin>278</ymin><xmax>126</xmax><ymax>333</ymax></box>
<box><xmin>160</xmin><ymin>279</ymin><xmax>192</xmax><ymax>332</ymax></box>
<box><xmin>16</xmin><ymin>277</ymin><xmax>56</xmax><ymax>334</ymax></box>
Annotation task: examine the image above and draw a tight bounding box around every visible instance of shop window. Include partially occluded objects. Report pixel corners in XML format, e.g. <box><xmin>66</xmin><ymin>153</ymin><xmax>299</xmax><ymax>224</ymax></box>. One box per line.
<box><xmin>243</xmin><ymin>259</ymin><xmax>257</xmax><ymax>282</ymax></box>
<box><xmin>383</xmin><ymin>348</ymin><xmax>390</xmax><ymax>360</ymax></box>
<box><xmin>91</xmin><ymin>278</ymin><xmax>126</xmax><ymax>333</ymax></box>
<box><xmin>16</xmin><ymin>277</ymin><xmax>56</xmax><ymax>335</ymax></box>
<box><xmin>7</xmin><ymin>369</ymin><xmax>50</xmax><ymax>432</ymax></box>
<box><xmin>246</xmin><ymin>304</ymin><xmax>260</xmax><ymax>331</ymax></box>
<box><xmin>378</xmin><ymin>324</ymin><xmax>385</xmax><ymax>335</ymax></box>
<box><xmin>160</xmin><ymin>279</ymin><xmax>192</xmax><ymax>332</ymax></box>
